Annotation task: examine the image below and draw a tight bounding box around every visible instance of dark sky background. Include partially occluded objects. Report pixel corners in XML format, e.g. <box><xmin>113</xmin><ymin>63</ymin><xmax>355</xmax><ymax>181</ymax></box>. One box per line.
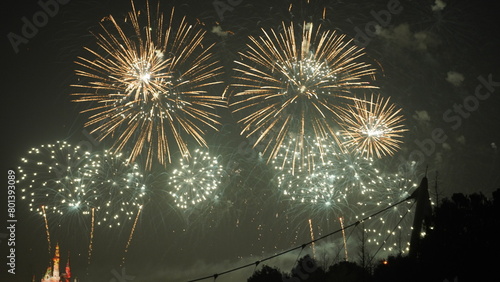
<box><xmin>1</xmin><ymin>0</ymin><xmax>499</xmax><ymax>281</ymax></box>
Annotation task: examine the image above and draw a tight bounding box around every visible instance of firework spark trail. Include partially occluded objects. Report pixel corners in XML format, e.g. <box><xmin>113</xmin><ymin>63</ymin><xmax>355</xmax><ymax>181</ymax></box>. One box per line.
<box><xmin>88</xmin><ymin>207</ymin><xmax>95</xmax><ymax>265</ymax></box>
<box><xmin>42</xmin><ymin>205</ymin><xmax>52</xmax><ymax>258</ymax></box>
<box><xmin>308</xmin><ymin>218</ymin><xmax>316</xmax><ymax>259</ymax></box>
<box><xmin>340</xmin><ymin>216</ymin><xmax>348</xmax><ymax>261</ymax></box>
<box><xmin>340</xmin><ymin>93</ymin><xmax>408</xmax><ymax>158</ymax></box>
<box><xmin>73</xmin><ymin>1</ymin><xmax>225</xmax><ymax>170</ymax></box>
<box><xmin>122</xmin><ymin>205</ymin><xmax>142</xmax><ymax>266</ymax></box>
<box><xmin>227</xmin><ymin>21</ymin><xmax>377</xmax><ymax>173</ymax></box>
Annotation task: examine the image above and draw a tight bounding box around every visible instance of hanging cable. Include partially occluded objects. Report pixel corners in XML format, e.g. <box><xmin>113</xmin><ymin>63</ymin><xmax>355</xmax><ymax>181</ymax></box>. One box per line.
<box><xmin>187</xmin><ymin>195</ymin><xmax>413</xmax><ymax>282</ymax></box>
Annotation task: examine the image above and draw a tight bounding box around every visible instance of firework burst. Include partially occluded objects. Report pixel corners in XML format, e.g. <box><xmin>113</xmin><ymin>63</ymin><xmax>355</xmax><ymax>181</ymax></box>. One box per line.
<box><xmin>168</xmin><ymin>148</ymin><xmax>226</xmax><ymax>212</ymax></box>
<box><xmin>226</xmin><ymin>21</ymin><xmax>377</xmax><ymax>172</ymax></box>
<box><xmin>72</xmin><ymin>1</ymin><xmax>225</xmax><ymax>170</ymax></box>
<box><xmin>17</xmin><ymin>141</ymin><xmax>96</xmax><ymax>260</ymax></box>
<box><xmin>271</xmin><ymin>133</ymin><xmax>419</xmax><ymax>256</ymax></box>
<box><xmin>18</xmin><ymin>141</ymin><xmax>148</xmax><ymax>263</ymax></box>
<box><xmin>80</xmin><ymin>149</ymin><xmax>147</xmax><ymax>228</ymax></box>
<box><xmin>18</xmin><ymin>141</ymin><xmax>94</xmax><ymax>222</ymax></box>
<box><xmin>18</xmin><ymin>142</ymin><xmax>147</xmax><ymax>229</ymax></box>
<box><xmin>273</xmin><ymin>135</ymin><xmax>381</xmax><ymax>224</ymax></box>
<box><xmin>340</xmin><ymin>93</ymin><xmax>407</xmax><ymax>158</ymax></box>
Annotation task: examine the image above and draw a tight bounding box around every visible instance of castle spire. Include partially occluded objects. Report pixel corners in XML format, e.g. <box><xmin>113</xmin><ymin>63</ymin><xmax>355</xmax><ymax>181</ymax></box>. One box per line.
<box><xmin>53</xmin><ymin>243</ymin><xmax>60</xmax><ymax>278</ymax></box>
<box><xmin>65</xmin><ymin>251</ymin><xmax>71</xmax><ymax>281</ymax></box>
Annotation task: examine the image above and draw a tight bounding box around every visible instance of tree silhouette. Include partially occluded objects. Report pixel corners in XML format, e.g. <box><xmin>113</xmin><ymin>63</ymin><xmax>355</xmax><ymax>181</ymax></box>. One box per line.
<box><xmin>246</xmin><ymin>189</ymin><xmax>500</xmax><ymax>282</ymax></box>
<box><xmin>247</xmin><ymin>265</ymin><xmax>284</xmax><ymax>282</ymax></box>
<box><xmin>327</xmin><ymin>261</ymin><xmax>371</xmax><ymax>282</ymax></box>
<box><xmin>373</xmin><ymin>255</ymin><xmax>421</xmax><ymax>282</ymax></box>
<box><xmin>419</xmin><ymin>190</ymin><xmax>500</xmax><ymax>281</ymax></box>
<box><xmin>288</xmin><ymin>255</ymin><xmax>326</xmax><ymax>282</ymax></box>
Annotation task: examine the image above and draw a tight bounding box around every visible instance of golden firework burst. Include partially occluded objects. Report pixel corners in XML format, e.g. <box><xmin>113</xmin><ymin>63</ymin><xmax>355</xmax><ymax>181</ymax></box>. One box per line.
<box><xmin>226</xmin><ymin>21</ymin><xmax>377</xmax><ymax>172</ymax></box>
<box><xmin>340</xmin><ymin>93</ymin><xmax>408</xmax><ymax>158</ymax></box>
<box><xmin>72</xmin><ymin>1</ymin><xmax>225</xmax><ymax>170</ymax></box>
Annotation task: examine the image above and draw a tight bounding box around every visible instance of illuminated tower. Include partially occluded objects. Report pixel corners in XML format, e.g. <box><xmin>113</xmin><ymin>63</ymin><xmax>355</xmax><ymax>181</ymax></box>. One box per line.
<box><xmin>41</xmin><ymin>243</ymin><xmax>71</xmax><ymax>282</ymax></box>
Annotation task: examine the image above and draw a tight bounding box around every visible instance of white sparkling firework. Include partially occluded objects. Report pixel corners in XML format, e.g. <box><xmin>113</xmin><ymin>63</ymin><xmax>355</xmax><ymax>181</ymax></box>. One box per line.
<box><xmin>18</xmin><ymin>141</ymin><xmax>147</xmax><ymax>228</ymax></box>
<box><xmin>362</xmin><ymin>172</ymin><xmax>418</xmax><ymax>255</ymax></box>
<box><xmin>80</xmin><ymin>150</ymin><xmax>147</xmax><ymax>228</ymax></box>
<box><xmin>168</xmin><ymin>149</ymin><xmax>225</xmax><ymax>211</ymax></box>
<box><xmin>273</xmin><ymin>135</ymin><xmax>380</xmax><ymax>222</ymax></box>
<box><xmin>272</xmin><ymin>134</ymin><xmax>418</xmax><ymax>257</ymax></box>
<box><xmin>18</xmin><ymin>141</ymin><xmax>93</xmax><ymax>221</ymax></box>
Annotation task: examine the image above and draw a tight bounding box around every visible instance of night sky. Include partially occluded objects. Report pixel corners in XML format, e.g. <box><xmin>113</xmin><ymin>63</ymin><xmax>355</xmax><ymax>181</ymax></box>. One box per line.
<box><xmin>1</xmin><ymin>0</ymin><xmax>499</xmax><ymax>281</ymax></box>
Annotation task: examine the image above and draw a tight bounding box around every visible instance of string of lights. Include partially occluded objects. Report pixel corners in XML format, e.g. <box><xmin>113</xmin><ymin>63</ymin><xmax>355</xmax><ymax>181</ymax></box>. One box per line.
<box><xmin>370</xmin><ymin>200</ymin><xmax>416</xmax><ymax>262</ymax></box>
<box><xmin>187</xmin><ymin>194</ymin><xmax>414</xmax><ymax>281</ymax></box>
